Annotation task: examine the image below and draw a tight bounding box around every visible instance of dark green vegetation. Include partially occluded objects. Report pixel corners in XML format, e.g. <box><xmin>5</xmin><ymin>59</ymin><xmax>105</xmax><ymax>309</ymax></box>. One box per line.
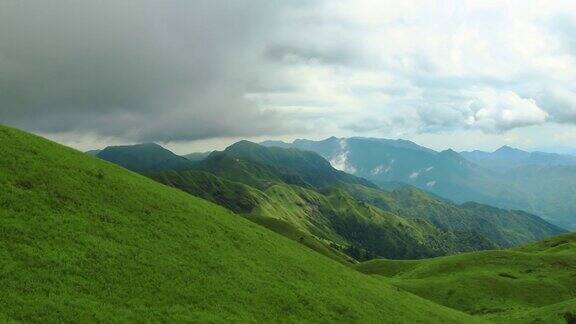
<box><xmin>149</xmin><ymin>141</ymin><xmax>564</xmax><ymax>261</ymax></box>
<box><xmin>346</xmin><ymin>185</ymin><xmax>564</xmax><ymax>248</ymax></box>
<box><xmin>356</xmin><ymin>233</ymin><xmax>576</xmax><ymax>323</ymax></box>
<box><xmin>263</xmin><ymin>137</ymin><xmax>576</xmax><ymax>230</ymax></box>
<box><xmin>0</xmin><ymin>124</ymin><xmax>482</xmax><ymax>322</ymax></box>
<box><xmin>96</xmin><ymin>142</ymin><xmax>194</xmax><ymax>172</ymax></box>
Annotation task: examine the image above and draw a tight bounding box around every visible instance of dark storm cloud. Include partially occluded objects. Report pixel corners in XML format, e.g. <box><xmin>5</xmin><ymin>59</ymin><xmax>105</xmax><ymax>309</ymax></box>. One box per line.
<box><xmin>0</xmin><ymin>0</ymin><xmax>308</xmax><ymax>141</ymax></box>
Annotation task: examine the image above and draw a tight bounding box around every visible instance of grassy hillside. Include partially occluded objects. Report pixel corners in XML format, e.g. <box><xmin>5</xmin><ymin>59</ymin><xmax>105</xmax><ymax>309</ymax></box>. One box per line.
<box><xmin>152</xmin><ymin>156</ymin><xmax>498</xmax><ymax>261</ymax></box>
<box><xmin>493</xmin><ymin>298</ymin><xmax>576</xmax><ymax>324</ymax></box>
<box><xmin>356</xmin><ymin>233</ymin><xmax>576</xmax><ymax>323</ymax></box>
<box><xmin>0</xmin><ymin>124</ymin><xmax>481</xmax><ymax>322</ymax></box>
<box><xmin>149</xmin><ymin>170</ymin><xmax>355</xmax><ymax>265</ymax></box>
<box><xmin>151</xmin><ymin>169</ymin><xmax>267</xmax><ymax>214</ymax></box>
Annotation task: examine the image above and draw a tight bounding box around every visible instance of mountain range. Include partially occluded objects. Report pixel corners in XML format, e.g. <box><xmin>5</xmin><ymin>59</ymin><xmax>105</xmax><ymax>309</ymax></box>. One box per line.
<box><xmin>91</xmin><ymin>138</ymin><xmax>565</xmax><ymax>262</ymax></box>
<box><xmin>261</xmin><ymin>137</ymin><xmax>576</xmax><ymax>230</ymax></box>
<box><xmin>460</xmin><ymin>145</ymin><xmax>576</xmax><ymax>172</ymax></box>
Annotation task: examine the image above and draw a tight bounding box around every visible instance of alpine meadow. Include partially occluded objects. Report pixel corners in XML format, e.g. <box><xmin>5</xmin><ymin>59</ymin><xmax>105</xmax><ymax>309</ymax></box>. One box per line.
<box><xmin>1</xmin><ymin>1</ymin><xmax>576</xmax><ymax>323</ymax></box>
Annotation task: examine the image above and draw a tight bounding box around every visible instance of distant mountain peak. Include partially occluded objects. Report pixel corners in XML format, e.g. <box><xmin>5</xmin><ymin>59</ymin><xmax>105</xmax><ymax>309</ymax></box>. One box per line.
<box><xmin>225</xmin><ymin>140</ymin><xmax>260</xmax><ymax>151</ymax></box>
<box><xmin>493</xmin><ymin>145</ymin><xmax>530</xmax><ymax>159</ymax></box>
<box><xmin>438</xmin><ymin>149</ymin><xmax>468</xmax><ymax>163</ymax></box>
<box><xmin>96</xmin><ymin>142</ymin><xmax>194</xmax><ymax>172</ymax></box>
<box><xmin>235</xmin><ymin>139</ymin><xmax>256</xmax><ymax>145</ymax></box>
<box><xmin>494</xmin><ymin>145</ymin><xmax>525</xmax><ymax>153</ymax></box>
<box><xmin>439</xmin><ymin>148</ymin><xmax>458</xmax><ymax>156</ymax></box>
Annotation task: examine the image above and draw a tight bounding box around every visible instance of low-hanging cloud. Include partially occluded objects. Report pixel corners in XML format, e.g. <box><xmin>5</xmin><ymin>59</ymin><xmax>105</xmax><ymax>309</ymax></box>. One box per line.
<box><xmin>0</xmin><ymin>0</ymin><xmax>309</xmax><ymax>142</ymax></box>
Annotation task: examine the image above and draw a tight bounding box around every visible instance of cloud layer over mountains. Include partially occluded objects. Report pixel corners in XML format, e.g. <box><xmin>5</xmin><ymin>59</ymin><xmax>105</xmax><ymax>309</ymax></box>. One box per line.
<box><xmin>0</xmin><ymin>1</ymin><xmax>306</xmax><ymax>142</ymax></box>
<box><xmin>1</xmin><ymin>0</ymin><xmax>576</xmax><ymax>145</ymax></box>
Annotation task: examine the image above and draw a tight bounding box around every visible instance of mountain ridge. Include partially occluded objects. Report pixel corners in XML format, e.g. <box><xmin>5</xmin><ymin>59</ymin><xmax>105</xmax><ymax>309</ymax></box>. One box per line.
<box><xmin>96</xmin><ymin>142</ymin><xmax>195</xmax><ymax>172</ymax></box>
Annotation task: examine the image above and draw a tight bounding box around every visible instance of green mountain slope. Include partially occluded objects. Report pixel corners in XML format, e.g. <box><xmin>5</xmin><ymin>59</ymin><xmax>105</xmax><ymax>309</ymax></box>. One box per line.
<box><xmin>149</xmin><ymin>170</ymin><xmax>355</xmax><ymax>264</ymax></box>
<box><xmin>211</xmin><ymin>143</ymin><xmax>565</xmax><ymax>247</ymax></box>
<box><xmin>495</xmin><ymin>298</ymin><xmax>576</xmax><ymax>324</ymax></box>
<box><xmin>356</xmin><ymin>233</ymin><xmax>576</xmax><ymax>323</ymax></box>
<box><xmin>346</xmin><ymin>185</ymin><xmax>565</xmax><ymax>247</ymax></box>
<box><xmin>0</xmin><ymin>124</ymin><xmax>481</xmax><ymax>322</ymax></box>
<box><xmin>151</xmin><ymin>167</ymin><xmax>488</xmax><ymax>261</ymax></box>
<box><xmin>154</xmin><ymin>149</ymin><xmax>507</xmax><ymax>259</ymax></box>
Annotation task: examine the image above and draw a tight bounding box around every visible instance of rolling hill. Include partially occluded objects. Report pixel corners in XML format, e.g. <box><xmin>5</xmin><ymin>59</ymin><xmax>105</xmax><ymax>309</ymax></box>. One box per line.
<box><xmin>0</xmin><ymin>124</ymin><xmax>481</xmax><ymax>322</ymax></box>
<box><xmin>356</xmin><ymin>233</ymin><xmax>576</xmax><ymax>323</ymax></box>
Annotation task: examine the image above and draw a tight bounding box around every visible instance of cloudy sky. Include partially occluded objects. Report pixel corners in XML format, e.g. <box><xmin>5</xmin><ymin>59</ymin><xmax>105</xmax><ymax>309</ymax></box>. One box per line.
<box><xmin>2</xmin><ymin>0</ymin><xmax>576</xmax><ymax>153</ymax></box>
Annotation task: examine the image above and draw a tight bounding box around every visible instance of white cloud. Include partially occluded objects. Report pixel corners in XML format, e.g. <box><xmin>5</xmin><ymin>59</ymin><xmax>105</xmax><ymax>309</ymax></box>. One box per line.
<box><xmin>469</xmin><ymin>89</ymin><xmax>548</xmax><ymax>132</ymax></box>
<box><xmin>254</xmin><ymin>0</ymin><xmax>576</xmax><ymax>137</ymax></box>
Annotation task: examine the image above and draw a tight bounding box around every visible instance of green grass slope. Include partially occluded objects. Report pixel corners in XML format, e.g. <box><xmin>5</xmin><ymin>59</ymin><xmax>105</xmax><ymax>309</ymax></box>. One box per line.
<box><xmin>149</xmin><ymin>170</ymin><xmax>355</xmax><ymax>265</ymax></box>
<box><xmin>493</xmin><ymin>298</ymin><xmax>576</xmax><ymax>324</ymax></box>
<box><xmin>243</xmin><ymin>214</ymin><xmax>357</xmax><ymax>265</ymax></box>
<box><xmin>152</xmin><ymin>160</ymin><xmax>496</xmax><ymax>260</ymax></box>
<box><xmin>0</xmin><ymin>124</ymin><xmax>479</xmax><ymax>322</ymax></box>
<box><xmin>150</xmin><ymin>169</ymin><xmax>267</xmax><ymax>214</ymax></box>
<box><xmin>355</xmin><ymin>233</ymin><xmax>576</xmax><ymax>322</ymax></box>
